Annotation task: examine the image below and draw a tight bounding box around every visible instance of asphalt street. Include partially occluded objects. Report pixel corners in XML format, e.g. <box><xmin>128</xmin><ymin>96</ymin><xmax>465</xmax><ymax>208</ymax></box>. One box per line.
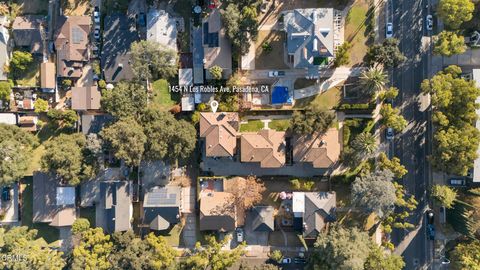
<box><xmin>389</xmin><ymin>0</ymin><xmax>434</xmax><ymax>269</ymax></box>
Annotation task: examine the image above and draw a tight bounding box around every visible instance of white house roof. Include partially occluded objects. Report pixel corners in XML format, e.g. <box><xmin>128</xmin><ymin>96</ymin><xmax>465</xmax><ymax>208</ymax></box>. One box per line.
<box><xmin>0</xmin><ymin>113</ymin><xmax>17</xmax><ymax>125</ymax></box>
<box><xmin>473</xmin><ymin>69</ymin><xmax>480</xmax><ymax>182</ymax></box>
<box><xmin>147</xmin><ymin>9</ymin><xmax>178</xmax><ymax>52</ymax></box>
<box><xmin>179</xmin><ymin>68</ymin><xmax>193</xmax><ymax>86</ymax></box>
<box><xmin>182</xmin><ymin>96</ymin><xmax>194</xmax><ymax>111</ymax></box>
<box><xmin>292</xmin><ymin>192</ymin><xmax>305</xmax><ymax>217</ymax></box>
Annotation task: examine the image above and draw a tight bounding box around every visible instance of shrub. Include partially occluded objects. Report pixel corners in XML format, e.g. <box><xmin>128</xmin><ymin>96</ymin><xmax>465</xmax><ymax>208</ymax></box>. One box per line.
<box><xmin>98</xmin><ymin>79</ymin><xmax>107</xmax><ymax>89</ymax></box>
<box><xmin>72</xmin><ymin>218</ymin><xmax>90</xmax><ymax>234</ymax></box>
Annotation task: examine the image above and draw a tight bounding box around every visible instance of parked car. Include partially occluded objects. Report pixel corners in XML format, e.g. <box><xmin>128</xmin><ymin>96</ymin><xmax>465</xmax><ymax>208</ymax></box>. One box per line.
<box><xmin>282</xmin><ymin>258</ymin><xmax>292</xmax><ymax>264</ymax></box>
<box><xmin>427</xmin><ymin>224</ymin><xmax>435</xmax><ymax>240</ymax></box>
<box><xmin>426</xmin><ymin>15</ymin><xmax>433</xmax><ymax>31</ymax></box>
<box><xmin>386</xmin><ymin>127</ymin><xmax>394</xmax><ymax>140</ymax></box>
<box><xmin>449</xmin><ymin>178</ymin><xmax>466</xmax><ymax>187</ymax></box>
<box><xmin>94</xmin><ymin>29</ymin><xmax>100</xmax><ymax>40</ymax></box>
<box><xmin>294</xmin><ymin>257</ymin><xmax>306</xmax><ymax>264</ymax></box>
<box><xmin>236</xmin><ymin>228</ymin><xmax>244</xmax><ymax>243</ymax></box>
<box><xmin>268</xmin><ymin>70</ymin><xmax>285</xmax><ymax>77</ymax></box>
<box><xmin>137</xmin><ymin>12</ymin><xmax>146</xmax><ymax>27</ymax></box>
<box><xmin>386</xmin><ymin>22</ymin><xmax>393</xmax><ymax>38</ymax></box>
<box><xmin>426</xmin><ymin>210</ymin><xmax>434</xmax><ymax>224</ymax></box>
<box><xmin>2</xmin><ymin>187</ymin><xmax>11</xmax><ymax>201</ymax></box>
<box><xmin>93</xmin><ymin>7</ymin><xmax>100</xmax><ymax>24</ymax></box>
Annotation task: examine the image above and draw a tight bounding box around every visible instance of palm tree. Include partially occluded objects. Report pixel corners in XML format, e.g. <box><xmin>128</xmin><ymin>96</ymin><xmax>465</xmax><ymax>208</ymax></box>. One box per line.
<box><xmin>351</xmin><ymin>132</ymin><xmax>378</xmax><ymax>159</ymax></box>
<box><xmin>360</xmin><ymin>67</ymin><xmax>389</xmax><ymax>96</ymax></box>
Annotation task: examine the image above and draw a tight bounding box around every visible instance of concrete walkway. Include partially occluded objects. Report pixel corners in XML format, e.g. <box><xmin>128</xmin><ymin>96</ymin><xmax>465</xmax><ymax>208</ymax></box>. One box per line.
<box><xmin>182</xmin><ymin>213</ymin><xmax>197</xmax><ymax>248</ymax></box>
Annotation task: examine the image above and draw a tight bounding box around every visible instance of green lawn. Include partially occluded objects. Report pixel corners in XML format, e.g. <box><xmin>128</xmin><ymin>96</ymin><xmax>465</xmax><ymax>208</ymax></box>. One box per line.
<box><xmin>159</xmin><ymin>223</ymin><xmax>183</xmax><ymax>247</ymax></box>
<box><xmin>13</xmin><ymin>59</ymin><xmax>40</xmax><ymax>87</ymax></box>
<box><xmin>294</xmin><ymin>86</ymin><xmax>342</xmax><ymax>110</ymax></box>
<box><xmin>21</xmin><ymin>177</ymin><xmax>59</xmax><ymax>243</ymax></box>
<box><xmin>240</xmin><ymin>120</ymin><xmax>265</xmax><ymax>132</ymax></box>
<box><xmin>345</xmin><ymin>0</ymin><xmax>370</xmax><ymax>65</ymax></box>
<box><xmin>269</xmin><ymin>119</ymin><xmax>290</xmax><ymax>131</ymax></box>
<box><xmin>150</xmin><ymin>79</ymin><xmax>179</xmax><ymax>111</ymax></box>
<box><xmin>80</xmin><ymin>207</ymin><xmax>96</xmax><ymax>227</ymax></box>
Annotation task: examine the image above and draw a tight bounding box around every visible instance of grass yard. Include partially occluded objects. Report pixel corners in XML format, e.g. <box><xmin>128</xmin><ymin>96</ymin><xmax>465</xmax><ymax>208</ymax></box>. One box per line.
<box><xmin>20</xmin><ymin>177</ymin><xmax>59</xmax><ymax>243</ymax></box>
<box><xmin>159</xmin><ymin>223</ymin><xmax>183</xmax><ymax>247</ymax></box>
<box><xmin>79</xmin><ymin>207</ymin><xmax>96</xmax><ymax>227</ymax></box>
<box><xmin>294</xmin><ymin>86</ymin><xmax>342</xmax><ymax>110</ymax></box>
<box><xmin>150</xmin><ymin>79</ymin><xmax>179</xmax><ymax>111</ymax></box>
<box><xmin>269</xmin><ymin>119</ymin><xmax>290</xmax><ymax>131</ymax></box>
<box><xmin>240</xmin><ymin>120</ymin><xmax>265</xmax><ymax>132</ymax></box>
<box><xmin>255</xmin><ymin>31</ymin><xmax>289</xmax><ymax>70</ymax></box>
<box><xmin>345</xmin><ymin>0</ymin><xmax>370</xmax><ymax>66</ymax></box>
<box><xmin>13</xmin><ymin>59</ymin><xmax>40</xmax><ymax>87</ymax></box>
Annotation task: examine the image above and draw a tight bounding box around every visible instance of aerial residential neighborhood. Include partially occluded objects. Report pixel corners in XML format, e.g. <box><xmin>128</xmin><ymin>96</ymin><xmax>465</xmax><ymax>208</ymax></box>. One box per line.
<box><xmin>1</xmin><ymin>0</ymin><xmax>480</xmax><ymax>269</ymax></box>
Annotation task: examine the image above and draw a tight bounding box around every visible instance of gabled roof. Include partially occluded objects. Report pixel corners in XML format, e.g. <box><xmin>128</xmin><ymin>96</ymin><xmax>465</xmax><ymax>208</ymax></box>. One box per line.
<box><xmin>102</xmin><ymin>13</ymin><xmax>137</xmax><ymax>83</ymax></box>
<box><xmin>98</xmin><ymin>181</ymin><xmax>132</xmax><ymax>233</ymax></box>
<box><xmin>240</xmin><ymin>129</ymin><xmax>286</xmax><ymax>168</ymax></box>
<box><xmin>202</xmin><ymin>9</ymin><xmax>232</xmax><ymax>79</ymax></box>
<box><xmin>71</xmin><ymin>86</ymin><xmax>101</xmax><ymax>111</ymax></box>
<box><xmin>12</xmin><ymin>15</ymin><xmax>44</xmax><ymax>54</ymax></box>
<box><xmin>199</xmin><ymin>191</ymin><xmax>236</xmax><ymax>231</ymax></box>
<box><xmin>303</xmin><ymin>192</ymin><xmax>336</xmax><ymax>239</ymax></box>
<box><xmin>81</xmin><ymin>113</ymin><xmax>114</xmax><ymax>135</ymax></box>
<box><xmin>283</xmin><ymin>8</ymin><xmax>335</xmax><ymax>68</ymax></box>
<box><xmin>143</xmin><ymin>186</ymin><xmax>181</xmax><ymax>230</ymax></box>
<box><xmin>200</xmin><ymin>112</ymin><xmax>239</xmax><ymax>157</ymax></box>
<box><xmin>250</xmin><ymin>206</ymin><xmax>274</xmax><ymax>232</ymax></box>
<box><xmin>41</xmin><ymin>62</ymin><xmax>56</xmax><ymax>89</ymax></box>
<box><xmin>292</xmin><ymin>128</ymin><xmax>341</xmax><ymax>168</ymax></box>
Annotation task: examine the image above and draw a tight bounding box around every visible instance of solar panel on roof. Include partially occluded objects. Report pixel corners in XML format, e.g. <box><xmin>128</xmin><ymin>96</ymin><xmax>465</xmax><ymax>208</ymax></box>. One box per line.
<box><xmin>72</xmin><ymin>27</ymin><xmax>83</xmax><ymax>44</ymax></box>
<box><xmin>146</xmin><ymin>189</ymin><xmax>177</xmax><ymax>205</ymax></box>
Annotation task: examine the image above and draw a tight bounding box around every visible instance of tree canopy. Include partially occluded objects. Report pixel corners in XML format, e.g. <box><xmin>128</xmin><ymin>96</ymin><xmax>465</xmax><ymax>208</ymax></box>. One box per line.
<box><xmin>307</xmin><ymin>226</ymin><xmax>371</xmax><ymax>270</ymax></box>
<box><xmin>34</xmin><ymin>98</ymin><xmax>49</xmax><ymax>113</ymax></box>
<box><xmin>209</xmin><ymin>65</ymin><xmax>223</xmax><ymax>80</ymax></box>
<box><xmin>290</xmin><ymin>107</ymin><xmax>335</xmax><ymax>135</ymax></box>
<box><xmin>380</xmin><ymin>104</ymin><xmax>407</xmax><ymax>132</ymax></box>
<box><xmin>101</xmin><ymin>81</ymin><xmax>148</xmax><ymax>119</ymax></box>
<box><xmin>72</xmin><ymin>228</ymin><xmax>113</xmax><ymax>270</ymax></box>
<box><xmin>0</xmin><ymin>124</ymin><xmax>38</xmax><ymax>186</ymax></box>
<box><xmin>41</xmin><ymin>133</ymin><xmax>96</xmax><ymax>185</ymax></box>
<box><xmin>10</xmin><ymin>50</ymin><xmax>33</xmax><ymax>76</ymax></box>
<box><xmin>352</xmin><ymin>170</ymin><xmax>397</xmax><ymax>218</ymax></box>
<box><xmin>140</xmin><ymin>108</ymin><xmax>197</xmax><ymax>162</ymax></box>
<box><xmin>47</xmin><ymin>109</ymin><xmax>77</xmax><ymax>129</ymax></box>
<box><xmin>101</xmin><ymin>117</ymin><xmax>147</xmax><ymax>167</ymax></box>
<box><xmin>184</xmin><ymin>235</ymin><xmax>245</xmax><ymax>270</ymax></box>
<box><xmin>0</xmin><ymin>81</ymin><xmax>11</xmax><ymax>102</ymax></box>
<box><xmin>365</xmin><ymin>38</ymin><xmax>406</xmax><ymax>68</ymax></box>
<box><xmin>365</xmin><ymin>244</ymin><xmax>405</xmax><ymax>270</ymax></box>
<box><xmin>360</xmin><ymin>67</ymin><xmax>389</xmax><ymax>95</ymax></box>
<box><xmin>350</xmin><ymin>132</ymin><xmax>378</xmax><ymax>160</ymax></box>
<box><xmin>434</xmin><ymin>31</ymin><xmax>466</xmax><ymax>56</ymax></box>
<box><xmin>0</xmin><ymin>226</ymin><xmax>65</xmax><ymax>270</ymax></box>
<box><xmin>431</xmin><ymin>184</ymin><xmax>457</xmax><ymax>208</ymax></box>
<box><xmin>377</xmin><ymin>152</ymin><xmax>408</xmax><ymax>178</ymax></box>
<box><xmin>421</xmin><ymin>66</ymin><xmax>480</xmax><ymax>175</ymax></box>
<box><xmin>437</xmin><ymin>0</ymin><xmax>474</xmax><ymax>29</ymax></box>
<box><xmin>130</xmin><ymin>40</ymin><xmax>178</xmax><ymax>81</ymax></box>
<box><xmin>333</xmin><ymin>42</ymin><xmax>352</xmax><ymax>67</ymax></box>
<box><xmin>223</xmin><ymin>4</ymin><xmax>259</xmax><ymax>55</ymax></box>
<box><xmin>450</xmin><ymin>239</ymin><xmax>480</xmax><ymax>269</ymax></box>
<box><xmin>72</xmin><ymin>218</ymin><xmax>91</xmax><ymax>235</ymax></box>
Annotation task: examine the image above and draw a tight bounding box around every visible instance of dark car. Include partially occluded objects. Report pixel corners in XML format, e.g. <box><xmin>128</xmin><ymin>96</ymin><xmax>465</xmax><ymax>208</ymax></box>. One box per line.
<box><xmin>2</xmin><ymin>187</ymin><xmax>11</xmax><ymax>201</ymax></box>
<box><xmin>137</xmin><ymin>12</ymin><xmax>146</xmax><ymax>27</ymax></box>
<box><xmin>426</xmin><ymin>210</ymin><xmax>434</xmax><ymax>224</ymax></box>
<box><xmin>427</xmin><ymin>224</ymin><xmax>435</xmax><ymax>240</ymax></box>
<box><xmin>449</xmin><ymin>178</ymin><xmax>466</xmax><ymax>187</ymax></box>
<box><xmin>294</xmin><ymin>257</ymin><xmax>306</xmax><ymax>264</ymax></box>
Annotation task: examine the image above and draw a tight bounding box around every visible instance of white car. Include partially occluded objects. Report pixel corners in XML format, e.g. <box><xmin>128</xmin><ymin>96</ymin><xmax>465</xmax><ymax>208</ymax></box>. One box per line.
<box><xmin>94</xmin><ymin>29</ymin><xmax>100</xmax><ymax>40</ymax></box>
<box><xmin>236</xmin><ymin>228</ymin><xmax>244</xmax><ymax>242</ymax></box>
<box><xmin>93</xmin><ymin>7</ymin><xmax>100</xmax><ymax>24</ymax></box>
<box><xmin>426</xmin><ymin>15</ymin><xmax>433</xmax><ymax>31</ymax></box>
<box><xmin>386</xmin><ymin>127</ymin><xmax>394</xmax><ymax>140</ymax></box>
<box><xmin>268</xmin><ymin>70</ymin><xmax>285</xmax><ymax>77</ymax></box>
<box><xmin>282</xmin><ymin>258</ymin><xmax>292</xmax><ymax>264</ymax></box>
<box><xmin>386</xmin><ymin>22</ymin><xmax>393</xmax><ymax>38</ymax></box>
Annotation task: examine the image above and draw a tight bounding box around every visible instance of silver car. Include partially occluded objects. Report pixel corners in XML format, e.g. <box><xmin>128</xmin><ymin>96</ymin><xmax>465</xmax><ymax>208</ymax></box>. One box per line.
<box><xmin>426</xmin><ymin>15</ymin><xmax>433</xmax><ymax>31</ymax></box>
<box><xmin>386</xmin><ymin>22</ymin><xmax>393</xmax><ymax>38</ymax></box>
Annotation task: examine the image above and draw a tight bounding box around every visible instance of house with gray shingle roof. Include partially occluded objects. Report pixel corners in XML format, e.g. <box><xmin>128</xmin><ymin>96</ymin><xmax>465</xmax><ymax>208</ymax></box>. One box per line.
<box><xmin>142</xmin><ymin>186</ymin><xmax>182</xmax><ymax>232</ymax></box>
<box><xmin>250</xmin><ymin>206</ymin><xmax>274</xmax><ymax>232</ymax></box>
<box><xmin>96</xmin><ymin>181</ymin><xmax>133</xmax><ymax>234</ymax></box>
<box><xmin>282</xmin><ymin>8</ymin><xmax>336</xmax><ymax>70</ymax></box>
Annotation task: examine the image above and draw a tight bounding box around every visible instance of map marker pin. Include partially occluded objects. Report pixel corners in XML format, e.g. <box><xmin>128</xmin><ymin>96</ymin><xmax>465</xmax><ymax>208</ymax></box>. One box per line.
<box><xmin>210</xmin><ymin>100</ymin><xmax>219</xmax><ymax>113</ymax></box>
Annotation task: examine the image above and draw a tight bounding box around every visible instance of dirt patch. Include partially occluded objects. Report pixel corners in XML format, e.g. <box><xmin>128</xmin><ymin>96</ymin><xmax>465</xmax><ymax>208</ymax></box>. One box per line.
<box><xmin>255</xmin><ymin>30</ymin><xmax>289</xmax><ymax>70</ymax></box>
<box><xmin>63</xmin><ymin>0</ymin><xmax>91</xmax><ymax>16</ymax></box>
<box><xmin>344</xmin><ymin>0</ymin><xmax>370</xmax><ymax>66</ymax></box>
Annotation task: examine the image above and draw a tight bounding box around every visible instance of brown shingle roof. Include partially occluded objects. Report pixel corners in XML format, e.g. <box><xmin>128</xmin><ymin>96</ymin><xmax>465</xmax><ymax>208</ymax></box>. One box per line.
<box><xmin>199</xmin><ymin>191</ymin><xmax>236</xmax><ymax>231</ymax></box>
<box><xmin>55</xmin><ymin>16</ymin><xmax>90</xmax><ymax>77</ymax></box>
<box><xmin>12</xmin><ymin>15</ymin><xmax>44</xmax><ymax>54</ymax></box>
<box><xmin>18</xmin><ymin>115</ymin><xmax>38</xmax><ymax>132</ymax></box>
<box><xmin>292</xmin><ymin>128</ymin><xmax>341</xmax><ymax>168</ymax></box>
<box><xmin>240</xmin><ymin>129</ymin><xmax>286</xmax><ymax>168</ymax></box>
<box><xmin>199</xmin><ymin>112</ymin><xmax>239</xmax><ymax>157</ymax></box>
<box><xmin>72</xmin><ymin>86</ymin><xmax>101</xmax><ymax>110</ymax></box>
<box><xmin>41</xmin><ymin>62</ymin><xmax>56</xmax><ymax>89</ymax></box>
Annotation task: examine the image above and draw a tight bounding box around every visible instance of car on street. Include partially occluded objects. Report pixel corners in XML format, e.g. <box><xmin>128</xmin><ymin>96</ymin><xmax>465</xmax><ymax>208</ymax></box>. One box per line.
<box><xmin>93</xmin><ymin>7</ymin><xmax>100</xmax><ymax>24</ymax></box>
<box><xmin>386</xmin><ymin>22</ymin><xmax>393</xmax><ymax>38</ymax></box>
<box><xmin>386</xmin><ymin>127</ymin><xmax>394</xmax><ymax>140</ymax></box>
<box><xmin>236</xmin><ymin>228</ymin><xmax>244</xmax><ymax>243</ymax></box>
<box><xmin>294</xmin><ymin>257</ymin><xmax>306</xmax><ymax>264</ymax></box>
<box><xmin>2</xmin><ymin>187</ymin><xmax>11</xmax><ymax>201</ymax></box>
<box><xmin>449</xmin><ymin>178</ymin><xmax>466</xmax><ymax>187</ymax></box>
<box><xmin>137</xmin><ymin>12</ymin><xmax>146</xmax><ymax>27</ymax></box>
<box><xmin>268</xmin><ymin>70</ymin><xmax>285</xmax><ymax>77</ymax></box>
<box><xmin>426</xmin><ymin>15</ymin><xmax>433</xmax><ymax>31</ymax></box>
<box><xmin>426</xmin><ymin>210</ymin><xmax>434</xmax><ymax>224</ymax></box>
<box><xmin>427</xmin><ymin>224</ymin><xmax>435</xmax><ymax>240</ymax></box>
<box><xmin>94</xmin><ymin>28</ymin><xmax>100</xmax><ymax>40</ymax></box>
<box><xmin>282</xmin><ymin>258</ymin><xmax>292</xmax><ymax>264</ymax></box>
